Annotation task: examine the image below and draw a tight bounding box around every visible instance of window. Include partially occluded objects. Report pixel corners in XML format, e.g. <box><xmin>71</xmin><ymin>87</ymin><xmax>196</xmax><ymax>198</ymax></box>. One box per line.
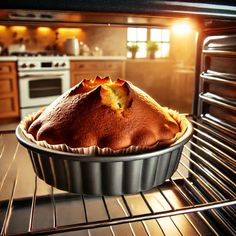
<box><xmin>127</xmin><ymin>28</ymin><xmax>147</xmax><ymax>58</ymax></box>
<box><xmin>127</xmin><ymin>28</ymin><xmax>170</xmax><ymax>59</ymax></box>
<box><xmin>150</xmin><ymin>29</ymin><xmax>170</xmax><ymax>58</ymax></box>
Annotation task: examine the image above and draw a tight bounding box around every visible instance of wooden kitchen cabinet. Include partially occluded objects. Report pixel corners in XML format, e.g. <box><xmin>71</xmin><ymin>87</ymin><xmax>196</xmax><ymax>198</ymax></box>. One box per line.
<box><xmin>0</xmin><ymin>62</ymin><xmax>19</xmax><ymax>119</ymax></box>
<box><xmin>70</xmin><ymin>60</ymin><xmax>126</xmax><ymax>86</ymax></box>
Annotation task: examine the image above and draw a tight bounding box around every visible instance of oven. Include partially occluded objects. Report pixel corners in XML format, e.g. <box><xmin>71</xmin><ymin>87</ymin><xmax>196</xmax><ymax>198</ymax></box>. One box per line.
<box><xmin>17</xmin><ymin>56</ymin><xmax>70</xmax><ymax>119</ymax></box>
<box><xmin>0</xmin><ymin>1</ymin><xmax>236</xmax><ymax>236</ymax></box>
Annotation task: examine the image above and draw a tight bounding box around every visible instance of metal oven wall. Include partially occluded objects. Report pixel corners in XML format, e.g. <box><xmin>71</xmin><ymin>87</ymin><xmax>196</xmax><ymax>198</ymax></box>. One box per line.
<box><xmin>190</xmin><ymin>27</ymin><xmax>236</xmax><ymax>235</ymax></box>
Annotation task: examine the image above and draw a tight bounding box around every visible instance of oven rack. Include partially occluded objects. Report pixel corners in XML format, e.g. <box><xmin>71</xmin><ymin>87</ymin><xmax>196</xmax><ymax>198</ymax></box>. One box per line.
<box><xmin>0</xmin><ymin>120</ymin><xmax>235</xmax><ymax>236</ymax></box>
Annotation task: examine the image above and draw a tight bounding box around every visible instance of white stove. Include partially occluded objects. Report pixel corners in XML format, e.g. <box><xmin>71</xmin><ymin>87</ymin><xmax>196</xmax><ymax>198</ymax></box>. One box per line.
<box><xmin>17</xmin><ymin>54</ymin><xmax>71</xmax><ymax>118</ymax></box>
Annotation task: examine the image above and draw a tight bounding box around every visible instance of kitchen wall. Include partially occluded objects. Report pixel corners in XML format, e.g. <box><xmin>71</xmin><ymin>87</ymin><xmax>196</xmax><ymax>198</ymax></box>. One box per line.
<box><xmin>0</xmin><ymin>24</ymin><xmax>196</xmax><ymax>113</ymax></box>
<box><xmin>126</xmin><ymin>29</ymin><xmax>196</xmax><ymax>113</ymax></box>
<box><xmin>126</xmin><ymin>60</ymin><xmax>194</xmax><ymax>113</ymax></box>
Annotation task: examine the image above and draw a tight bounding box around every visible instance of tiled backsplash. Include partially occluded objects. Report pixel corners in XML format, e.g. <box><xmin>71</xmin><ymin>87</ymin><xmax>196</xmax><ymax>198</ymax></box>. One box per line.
<box><xmin>0</xmin><ymin>25</ymin><xmax>126</xmax><ymax>56</ymax></box>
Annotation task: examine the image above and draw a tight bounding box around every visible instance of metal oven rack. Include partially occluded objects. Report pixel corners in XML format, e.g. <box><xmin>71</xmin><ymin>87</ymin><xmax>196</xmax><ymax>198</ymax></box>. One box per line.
<box><xmin>0</xmin><ymin>119</ymin><xmax>235</xmax><ymax>236</ymax></box>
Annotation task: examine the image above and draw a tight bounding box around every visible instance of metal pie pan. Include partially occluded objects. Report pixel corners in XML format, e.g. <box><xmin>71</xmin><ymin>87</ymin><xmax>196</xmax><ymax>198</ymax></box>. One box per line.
<box><xmin>15</xmin><ymin>120</ymin><xmax>192</xmax><ymax>196</ymax></box>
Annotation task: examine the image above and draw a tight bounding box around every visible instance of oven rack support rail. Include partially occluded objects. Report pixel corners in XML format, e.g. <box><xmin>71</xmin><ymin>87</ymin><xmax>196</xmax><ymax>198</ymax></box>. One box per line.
<box><xmin>0</xmin><ymin>119</ymin><xmax>235</xmax><ymax>236</ymax></box>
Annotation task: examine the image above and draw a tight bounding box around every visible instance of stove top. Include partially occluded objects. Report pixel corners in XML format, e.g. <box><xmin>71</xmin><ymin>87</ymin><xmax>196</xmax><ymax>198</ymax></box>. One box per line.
<box><xmin>10</xmin><ymin>51</ymin><xmax>67</xmax><ymax>57</ymax></box>
<box><xmin>16</xmin><ymin>52</ymin><xmax>70</xmax><ymax>71</ymax></box>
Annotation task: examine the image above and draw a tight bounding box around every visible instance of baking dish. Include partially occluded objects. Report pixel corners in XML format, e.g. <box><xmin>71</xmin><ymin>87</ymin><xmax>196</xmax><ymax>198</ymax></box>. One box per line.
<box><xmin>15</xmin><ymin>119</ymin><xmax>192</xmax><ymax>195</ymax></box>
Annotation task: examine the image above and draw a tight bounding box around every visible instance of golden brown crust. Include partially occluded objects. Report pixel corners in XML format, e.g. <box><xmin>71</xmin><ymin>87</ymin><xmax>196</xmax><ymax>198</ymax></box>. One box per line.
<box><xmin>28</xmin><ymin>77</ymin><xmax>180</xmax><ymax>150</ymax></box>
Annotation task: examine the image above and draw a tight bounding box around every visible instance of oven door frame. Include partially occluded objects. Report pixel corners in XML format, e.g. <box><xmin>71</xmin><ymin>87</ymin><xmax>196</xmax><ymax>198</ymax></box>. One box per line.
<box><xmin>18</xmin><ymin>70</ymin><xmax>70</xmax><ymax>109</ymax></box>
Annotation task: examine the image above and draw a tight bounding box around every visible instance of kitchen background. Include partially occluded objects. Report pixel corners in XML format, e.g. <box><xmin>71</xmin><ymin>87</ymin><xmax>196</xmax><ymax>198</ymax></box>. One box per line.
<box><xmin>0</xmin><ymin>22</ymin><xmax>197</xmax><ymax>125</ymax></box>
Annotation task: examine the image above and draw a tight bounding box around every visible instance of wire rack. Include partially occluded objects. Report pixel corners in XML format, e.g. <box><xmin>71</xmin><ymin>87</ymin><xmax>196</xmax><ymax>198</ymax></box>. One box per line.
<box><xmin>0</xmin><ymin>120</ymin><xmax>235</xmax><ymax>236</ymax></box>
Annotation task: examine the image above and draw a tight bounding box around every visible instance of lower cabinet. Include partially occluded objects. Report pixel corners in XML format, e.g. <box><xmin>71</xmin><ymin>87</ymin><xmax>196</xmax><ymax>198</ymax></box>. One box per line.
<box><xmin>0</xmin><ymin>62</ymin><xmax>19</xmax><ymax>119</ymax></box>
<box><xmin>70</xmin><ymin>60</ymin><xmax>126</xmax><ymax>86</ymax></box>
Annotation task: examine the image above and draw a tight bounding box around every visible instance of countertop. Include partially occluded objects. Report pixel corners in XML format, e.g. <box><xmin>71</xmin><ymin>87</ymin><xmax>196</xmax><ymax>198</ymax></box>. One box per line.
<box><xmin>0</xmin><ymin>56</ymin><xmax>18</xmax><ymax>61</ymax></box>
<box><xmin>0</xmin><ymin>55</ymin><xmax>127</xmax><ymax>62</ymax></box>
<box><xmin>69</xmin><ymin>55</ymin><xmax>127</xmax><ymax>61</ymax></box>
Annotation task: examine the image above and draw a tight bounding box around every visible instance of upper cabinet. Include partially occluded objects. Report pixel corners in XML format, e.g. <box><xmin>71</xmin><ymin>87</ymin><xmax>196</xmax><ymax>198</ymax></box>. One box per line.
<box><xmin>0</xmin><ymin>62</ymin><xmax>19</xmax><ymax>119</ymax></box>
<box><xmin>70</xmin><ymin>60</ymin><xmax>126</xmax><ymax>86</ymax></box>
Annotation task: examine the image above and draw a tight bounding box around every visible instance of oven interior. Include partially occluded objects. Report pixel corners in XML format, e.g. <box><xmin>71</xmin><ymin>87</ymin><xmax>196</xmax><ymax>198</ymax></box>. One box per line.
<box><xmin>0</xmin><ymin>7</ymin><xmax>236</xmax><ymax>236</ymax></box>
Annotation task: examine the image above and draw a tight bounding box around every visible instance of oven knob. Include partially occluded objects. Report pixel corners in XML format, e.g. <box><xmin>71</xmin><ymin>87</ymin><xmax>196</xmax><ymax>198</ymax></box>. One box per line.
<box><xmin>54</xmin><ymin>63</ymin><xmax>59</xmax><ymax>67</ymax></box>
<box><xmin>21</xmin><ymin>63</ymin><xmax>27</xmax><ymax>68</ymax></box>
<box><xmin>29</xmin><ymin>64</ymin><xmax>35</xmax><ymax>68</ymax></box>
<box><xmin>61</xmin><ymin>62</ymin><xmax>66</xmax><ymax>67</ymax></box>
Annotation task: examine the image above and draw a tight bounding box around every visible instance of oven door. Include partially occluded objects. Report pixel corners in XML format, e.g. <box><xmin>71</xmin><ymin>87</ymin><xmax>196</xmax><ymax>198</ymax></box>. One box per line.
<box><xmin>19</xmin><ymin>70</ymin><xmax>70</xmax><ymax>108</ymax></box>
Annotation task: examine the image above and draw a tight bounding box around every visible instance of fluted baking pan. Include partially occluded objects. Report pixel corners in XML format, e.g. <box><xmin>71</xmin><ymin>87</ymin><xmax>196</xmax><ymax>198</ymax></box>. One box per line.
<box><xmin>16</xmin><ymin>120</ymin><xmax>192</xmax><ymax>196</ymax></box>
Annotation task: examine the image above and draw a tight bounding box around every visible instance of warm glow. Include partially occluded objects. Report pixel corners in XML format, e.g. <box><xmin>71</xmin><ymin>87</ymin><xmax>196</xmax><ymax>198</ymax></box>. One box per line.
<box><xmin>172</xmin><ymin>22</ymin><xmax>192</xmax><ymax>34</ymax></box>
<box><xmin>10</xmin><ymin>26</ymin><xmax>27</xmax><ymax>32</ymax></box>
<box><xmin>37</xmin><ymin>27</ymin><xmax>51</xmax><ymax>33</ymax></box>
<box><xmin>0</xmin><ymin>25</ymin><xmax>7</xmax><ymax>31</ymax></box>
